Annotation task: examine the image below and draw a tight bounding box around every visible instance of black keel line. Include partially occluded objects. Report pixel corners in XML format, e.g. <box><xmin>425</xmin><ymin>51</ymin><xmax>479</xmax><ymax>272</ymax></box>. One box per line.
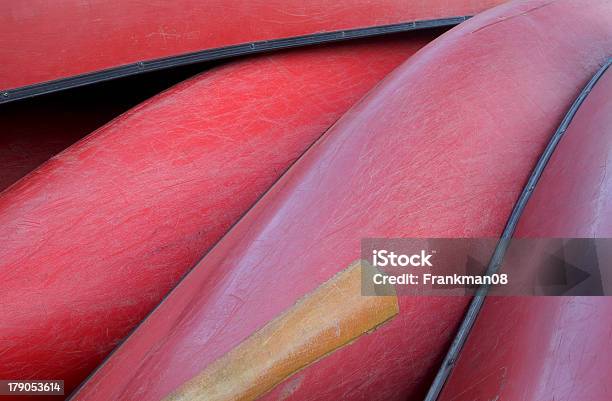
<box><xmin>423</xmin><ymin>56</ymin><xmax>612</xmax><ymax>401</ymax></box>
<box><xmin>0</xmin><ymin>16</ymin><xmax>467</xmax><ymax>104</ymax></box>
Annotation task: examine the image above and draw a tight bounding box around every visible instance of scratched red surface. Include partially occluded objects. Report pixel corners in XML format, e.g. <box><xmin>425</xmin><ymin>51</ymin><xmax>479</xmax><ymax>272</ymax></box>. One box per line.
<box><xmin>0</xmin><ymin>34</ymin><xmax>435</xmax><ymax>399</ymax></box>
<box><xmin>69</xmin><ymin>1</ymin><xmax>612</xmax><ymax>400</ymax></box>
<box><xmin>0</xmin><ymin>0</ymin><xmax>505</xmax><ymax>91</ymax></box>
<box><xmin>438</xmin><ymin>66</ymin><xmax>612</xmax><ymax>401</ymax></box>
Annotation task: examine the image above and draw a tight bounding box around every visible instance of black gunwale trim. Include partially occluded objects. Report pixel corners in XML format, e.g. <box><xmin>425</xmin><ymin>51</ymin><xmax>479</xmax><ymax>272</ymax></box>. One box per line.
<box><xmin>0</xmin><ymin>16</ymin><xmax>468</xmax><ymax>105</ymax></box>
<box><xmin>424</xmin><ymin>56</ymin><xmax>612</xmax><ymax>401</ymax></box>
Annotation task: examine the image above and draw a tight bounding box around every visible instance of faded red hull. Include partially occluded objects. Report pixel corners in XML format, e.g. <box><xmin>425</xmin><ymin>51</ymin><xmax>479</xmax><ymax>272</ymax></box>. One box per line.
<box><xmin>70</xmin><ymin>1</ymin><xmax>612</xmax><ymax>401</ymax></box>
<box><xmin>0</xmin><ymin>35</ymin><xmax>433</xmax><ymax>398</ymax></box>
<box><xmin>0</xmin><ymin>0</ymin><xmax>504</xmax><ymax>95</ymax></box>
<box><xmin>516</xmin><ymin>68</ymin><xmax>612</xmax><ymax>239</ymax></box>
<box><xmin>437</xmin><ymin>64</ymin><xmax>612</xmax><ymax>401</ymax></box>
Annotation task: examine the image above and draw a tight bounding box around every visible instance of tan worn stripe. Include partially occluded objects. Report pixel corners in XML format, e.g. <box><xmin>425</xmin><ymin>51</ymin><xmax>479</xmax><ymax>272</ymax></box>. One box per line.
<box><xmin>163</xmin><ymin>260</ymin><xmax>399</xmax><ymax>401</ymax></box>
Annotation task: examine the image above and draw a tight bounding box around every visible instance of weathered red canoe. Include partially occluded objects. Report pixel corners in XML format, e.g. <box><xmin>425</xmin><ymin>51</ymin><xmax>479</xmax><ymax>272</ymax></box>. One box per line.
<box><xmin>0</xmin><ymin>0</ymin><xmax>504</xmax><ymax>101</ymax></box>
<box><xmin>69</xmin><ymin>1</ymin><xmax>612</xmax><ymax>400</ymax></box>
<box><xmin>437</xmin><ymin>61</ymin><xmax>612</xmax><ymax>401</ymax></box>
<box><xmin>0</xmin><ymin>34</ymin><xmax>434</xmax><ymax>398</ymax></box>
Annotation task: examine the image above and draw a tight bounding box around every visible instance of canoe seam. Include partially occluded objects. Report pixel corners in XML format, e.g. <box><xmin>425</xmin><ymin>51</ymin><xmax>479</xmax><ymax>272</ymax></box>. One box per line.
<box><xmin>423</xmin><ymin>56</ymin><xmax>612</xmax><ymax>401</ymax></box>
<box><xmin>0</xmin><ymin>16</ymin><xmax>467</xmax><ymax>104</ymax></box>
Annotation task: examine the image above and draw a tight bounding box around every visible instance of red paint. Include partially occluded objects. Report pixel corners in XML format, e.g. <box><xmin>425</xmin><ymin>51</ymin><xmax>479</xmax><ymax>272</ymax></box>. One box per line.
<box><xmin>439</xmin><ymin>298</ymin><xmax>612</xmax><ymax>401</ymax></box>
<box><xmin>0</xmin><ymin>0</ymin><xmax>505</xmax><ymax>91</ymax></box>
<box><xmin>438</xmin><ymin>65</ymin><xmax>612</xmax><ymax>401</ymax></box>
<box><xmin>516</xmin><ymin>69</ymin><xmax>612</xmax><ymax>239</ymax></box>
<box><xmin>0</xmin><ymin>35</ymin><xmax>433</xmax><ymax>398</ymax></box>
<box><xmin>70</xmin><ymin>1</ymin><xmax>612</xmax><ymax>401</ymax></box>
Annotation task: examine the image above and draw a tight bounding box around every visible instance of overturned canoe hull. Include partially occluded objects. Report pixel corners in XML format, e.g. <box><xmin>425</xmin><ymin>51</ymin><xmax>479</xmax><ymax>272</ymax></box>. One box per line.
<box><xmin>70</xmin><ymin>1</ymin><xmax>612</xmax><ymax>401</ymax></box>
<box><xmin>0</xmin><ymin>34</ymin><xmax>435</xmax><ymax>398</ymax></box>
<box><xmin>0</xmin><ymin>0</ymin><xmax>506</xmax><ymax>102</ymax></box>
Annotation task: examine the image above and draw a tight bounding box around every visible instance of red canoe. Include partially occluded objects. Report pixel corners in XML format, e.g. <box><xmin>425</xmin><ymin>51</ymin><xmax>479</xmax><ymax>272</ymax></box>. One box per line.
<box><xmin>70</xmin><ymin>1</ymin><xmax>612</xmax><ymax>400</ymax></box>
<box><xmin>0</xmin><ymin>34</ymin><xmax>434</xmax><ymax>398</ymax></box>
<box><xmin>437</xmin><ymin>61</ymin><xmax>612</xmax><ymax>401</ymax></box>
<box><xmin>0</xmin><ymin>0</ymin><xmax>505</xmax><ymax>102</ymax></box>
